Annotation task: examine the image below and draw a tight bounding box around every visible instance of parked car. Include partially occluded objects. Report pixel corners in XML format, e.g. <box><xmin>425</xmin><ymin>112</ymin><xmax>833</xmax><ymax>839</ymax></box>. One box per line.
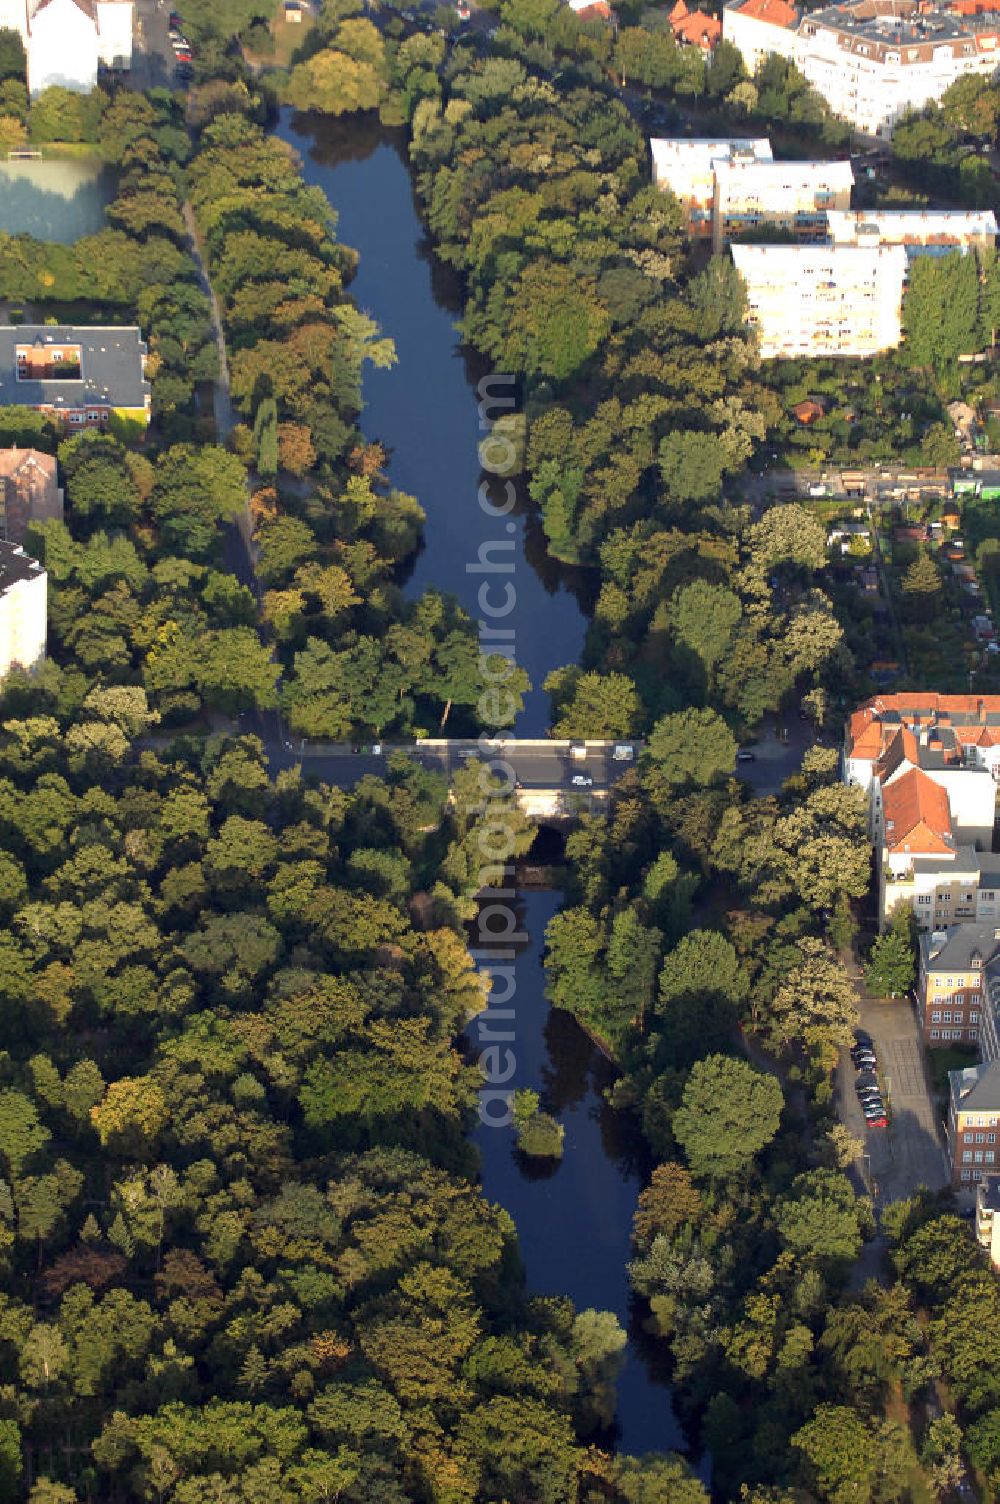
<box><xmin>736</xmin><ymin>749</ymin><xmax>755</xmax><ymax>762</ymax></box>
<box><xmin>866</xmin><ymin>1114</ymin><xmax>889</xmax><ymax>1129</ymax></box>
<box><xmin>854</xmin><ymin>1028</ymin><xmax>874</xmax><ymax>1047</ymax></box>
<box><xmin>169</xmin><ymin>9</ymin><xmax>182</xmax><ymax>24</ymax></box>
<box><xmin>853</xmin><ymin>1050</ymin><xmax>878</xmax><ymax>1069</ymax></box>
<box><xmin>571</xmin><ymin>774</ymin><xmax>594</xmax><ymax>788</ymax></box>
<box><xmin>612</xmin><ymin>743</ymin><xmax>634</xmax><ymax>762</ymax></box>
<box><xmin>456</xmin><ymin>0</ymin><xmax>470</xmax><ymax>16</ymax></box>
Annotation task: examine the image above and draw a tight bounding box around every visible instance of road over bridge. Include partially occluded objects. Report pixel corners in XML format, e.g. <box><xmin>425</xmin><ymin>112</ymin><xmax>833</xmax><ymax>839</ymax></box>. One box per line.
<box><xmin>258</xmin><ymin>733</ymin><xmax>641</xmax><ymax>814</ymax></box>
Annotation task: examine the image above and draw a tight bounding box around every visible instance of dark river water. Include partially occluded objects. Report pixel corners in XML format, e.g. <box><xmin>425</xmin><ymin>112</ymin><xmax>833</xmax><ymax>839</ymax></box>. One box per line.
<box><xmin>273</xmin><ymin>109</ymin><xmax>592</xmax><ymax>738</ymax></box>
<box><xmin>275</xmin><ymin>109</ymin><xmax>687</xmax><ymax>1457</ymax></box>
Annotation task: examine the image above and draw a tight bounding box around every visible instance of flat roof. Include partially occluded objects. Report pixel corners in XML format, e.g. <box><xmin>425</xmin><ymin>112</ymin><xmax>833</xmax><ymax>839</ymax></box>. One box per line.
<box><xmin>0</xmin><ymin>325</ymin><xmax>149</xmax><ymax>411</ymax></box>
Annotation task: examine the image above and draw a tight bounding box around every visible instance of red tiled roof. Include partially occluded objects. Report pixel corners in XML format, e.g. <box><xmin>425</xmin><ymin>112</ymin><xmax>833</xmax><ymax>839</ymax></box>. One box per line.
<box><xmin>736</xmin><ymin>0</ymin><xmax>797</xmax><ymax>25</ymax></box>
<box><xmin>673</xmin><ymin>8</ymin><xmax>722</xmax><ymax>43</ymax></box>
<box><xmin>883</xmin><ymin>767</ymin><xmax>953</xmax><ymax>856</ymax></box>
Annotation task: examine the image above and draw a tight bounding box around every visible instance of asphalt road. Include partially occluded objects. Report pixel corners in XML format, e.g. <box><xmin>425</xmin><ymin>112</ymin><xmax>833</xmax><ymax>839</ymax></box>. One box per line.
<box><xmin>837</xmin><ymin>988</ymin><xmax>951</xmax><ymax>1206</ymax></box>
<box><xmin>260</xmin><ymin>736</ymin><xmax>640</xmax><ymax>788</ymax></box>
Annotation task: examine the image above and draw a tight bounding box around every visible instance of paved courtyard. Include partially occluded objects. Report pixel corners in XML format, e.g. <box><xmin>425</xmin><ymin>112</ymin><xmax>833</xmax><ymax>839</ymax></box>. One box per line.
<box><xmin>838</xmin><ymin>988</ymin><xmax>951</xmax><ymax>1205</ymax></box>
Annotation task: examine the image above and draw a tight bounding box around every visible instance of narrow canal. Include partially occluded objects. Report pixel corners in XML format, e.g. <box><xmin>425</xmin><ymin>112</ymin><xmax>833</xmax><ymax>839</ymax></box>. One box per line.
<box><xmin>275</xmin><ymin>109</ymin><xmax>687</xmax><ymax>1455</ymax></box>
<box><xmin>273</xmin><ymin>109</ymin><xmax>593</xmax><ymax>739</ymax></box>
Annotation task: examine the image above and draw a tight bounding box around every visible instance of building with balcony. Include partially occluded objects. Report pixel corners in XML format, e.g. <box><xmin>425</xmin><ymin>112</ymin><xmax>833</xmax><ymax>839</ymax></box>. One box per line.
<box><xmin>650</xmin><ymin>137</ymin><xmax>773</xmax><ymax>239</ymax></box>
<box><xmin>712</xmin><ymin>157</ymin><xmax>853</xmax><ymax>250</ymax></box>
<box><xmin>723</xmin><ymin>0</ymin><xmax>1000</xmax><ymax>138</ymax></box>
<box><xmin>826</xmin><ymin>208</ymin><xmax>999</xmax><ymax>255</ymax></box>
<box><xmin>948</xmin><ymin>1059</ymin><xmax>1000</xmax><ymax>1185</ymax></box>
<box><xmin>730</xmin><ymin>243</ymin><xmax>907</xmax><ymax>358</ymax></box>
<box><xmin>0</xmin><ymin>326</ymin><xmax>150</xmax><ymax>430</ymax></box>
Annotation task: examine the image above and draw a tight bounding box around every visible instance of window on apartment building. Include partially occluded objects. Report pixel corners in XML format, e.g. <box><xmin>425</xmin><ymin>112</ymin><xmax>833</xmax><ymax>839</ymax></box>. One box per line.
<box><xmin>970</xmin><ymin>1029</ymin><xmax>980</xmax><ymax>1040</ymax></box>
<box><xmin>955</xmin><ymin>993</ymin><xmax>965</xmax><ymax>1005</ymax></box>
<box><xmin>943</xmin><ymin>1012</ymin><xmax>953</xmax><ymax>1023</ymax></box>
<box><xmin>931</xmin><ymin>1029</ymin><xmax>940</xmax><ymax>1039</ymax></box>
<box><xmin>976</xmin><ymin>1151</ymin><xmax>984</xmax><ymax>1163</ymax></box>
<box><xmin>932</xmin><ymin>1010</ymin><xmax>942</xmax><ymax>1022</ymax></box>
<box><xmin>976</xmin><ymin>1133</ymin><xmax>986</xmax><ymax>1143</ymax></box>
<box><xmin>987</xmin><ymin>1151</ymin><xmax>996</xmax><ymax>1164</ymax></box>
<box><xmin>989</xmin><ymin>1134</ymin><xmax>996</xmax><ymax>1144</ymax></box>
<box><xmin>971</xmin><ymin>1011</ymin><xmax>980</xmax><ymax>1022</ymax></box>
<box><xmin>962</xmin><ymin>1168</ymin><xmax>972</xmax><ymax>1180</ymax></box>
<box><xmin>964</xmin><ymin>1151</ymin><xmax>973</xmax><ymax>1162</ymax></box>
<box><xmin>984</xmin><ymin>892</ymin><xmax>995</xmax><ymax>901</ymax></box>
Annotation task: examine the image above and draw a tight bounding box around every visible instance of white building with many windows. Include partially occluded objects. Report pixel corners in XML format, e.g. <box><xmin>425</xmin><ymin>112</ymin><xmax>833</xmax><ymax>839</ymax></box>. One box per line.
<box><xmin>723</xmin><ymin>0</ymin><xmax>1000</xmax><ymax>138</ymax></box>
<box><xmin>730</xmin><ymin>242</ymin><xmax>907</xmax><ymax>358</ymax></box>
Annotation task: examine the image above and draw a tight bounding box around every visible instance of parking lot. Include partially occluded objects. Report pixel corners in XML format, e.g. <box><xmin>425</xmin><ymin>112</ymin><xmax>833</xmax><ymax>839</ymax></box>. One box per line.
<box><xmin>838</xmin><ymin>989</ymin><xmax>951</xmax><ymax>1205</ymax></box>
<box><xmin>130</xmin><ymin>0</ymin><xmax>185</xmax><ymax>90</ymax></box>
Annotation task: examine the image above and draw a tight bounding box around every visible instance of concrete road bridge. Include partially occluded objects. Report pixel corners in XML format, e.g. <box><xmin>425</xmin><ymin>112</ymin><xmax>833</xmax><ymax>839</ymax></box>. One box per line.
<box><xmin>285</xmin><ymin>736</ymin><xmax>641</xmax><ymax>818</ymax></box>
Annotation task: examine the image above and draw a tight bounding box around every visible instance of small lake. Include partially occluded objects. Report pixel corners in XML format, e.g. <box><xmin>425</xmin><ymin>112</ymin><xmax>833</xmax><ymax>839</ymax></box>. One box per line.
<box><xmin>0</xmin><ymin>157</ymin><xmax>116</xmax><ymax>242</ymax></box>
<box><xmin>273</xmin><ymin>109</ymin><xmax>594</xmax><ymax>736</ymax></box>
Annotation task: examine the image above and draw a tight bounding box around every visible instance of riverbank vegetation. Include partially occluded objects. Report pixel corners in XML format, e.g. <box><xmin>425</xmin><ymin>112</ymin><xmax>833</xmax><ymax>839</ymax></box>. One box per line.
<box><xmin>252</xmin><ymin>6</ymin><xmax>1000</xmax><ymax>1498</ymax></box>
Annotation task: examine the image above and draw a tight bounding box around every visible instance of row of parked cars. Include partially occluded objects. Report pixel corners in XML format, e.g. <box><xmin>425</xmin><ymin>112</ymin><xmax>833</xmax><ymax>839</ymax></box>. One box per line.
<box><xmin>169</xmin><ymin>11</ymin><xmax>195</xmax><ymax>78</ymax></box>
<box><xmin>852</xmin><ymin>1030</ymin><xmax>888</xmax><ymax>1129</ymax></box>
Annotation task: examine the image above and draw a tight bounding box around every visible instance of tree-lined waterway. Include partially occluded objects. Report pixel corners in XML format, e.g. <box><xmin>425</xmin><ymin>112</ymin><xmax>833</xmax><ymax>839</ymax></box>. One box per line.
<box><xmin>274</xmin><ymin>108</ymin><xmax>689</xmax><ymax>1456</ymax></box>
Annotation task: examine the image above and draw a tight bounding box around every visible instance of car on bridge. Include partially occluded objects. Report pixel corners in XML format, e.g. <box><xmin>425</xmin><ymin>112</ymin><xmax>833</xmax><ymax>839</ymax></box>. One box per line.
<box><xmin>571</xmin><ymin>774</ymin><xmax>593</xmax><ymax>787</ymax></box>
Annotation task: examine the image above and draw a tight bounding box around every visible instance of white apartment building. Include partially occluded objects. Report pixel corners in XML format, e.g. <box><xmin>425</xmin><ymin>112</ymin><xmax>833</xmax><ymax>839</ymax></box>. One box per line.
<box><xmin>731</xmin><ymin>242</ymin><xmax>906</xmax><ymax>358</ymax></box>
<box><xmin>724</xmin><ymin>0</ymin><xmax>1000</xmax><ymax>138</ymax></box>
<box><xmin>650</xmin><ymin>137</ymin><xmax>773</xmax><ymax>238</ymax></box>
<box><xmin>0</xmin><ymin>0</ymin><xmax>132</xmax><ymax>96</ymax></box>
<box><xmin>826</xmin><ymin>208</ymin><xmax>999</xmax><ymax>253</ymax></box>
<box><xmin>723</xmin><ymin>0</ymin><xmax>800</xmax><ymax>71</ymax></box>
<box><xmin>712</xmin><ymin>156</ymin><xmax>854</xmax><ymax>249</ymax></box>
<box><xmin>0</xmin><ymin>543</ymin><xmax>46</xmax><ymax>681</ymax></box>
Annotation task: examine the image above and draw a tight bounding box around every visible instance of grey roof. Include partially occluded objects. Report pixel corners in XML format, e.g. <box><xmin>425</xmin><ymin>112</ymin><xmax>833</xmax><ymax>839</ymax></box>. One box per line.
<box><xmin>979</xmin><ymin>1174</ymin><xmax>1000</xmax><ymax>1213</ymax></box>
<box><xmin>0</xmin><ymin>326</ymin><xmax>149</xmax><ymax>413</ymax></box>
<box><xmin>950</xmin><ymin>1061</ymin><xmax>1000</xmax><ymax>1114</ymax></box>
<box><xmin>922</xmin><ymin>922</ymin><xmax>1000</xmax><ymax>972</ymax></box>
<box><xmin>0</xmin><ymin>541</ymin><xmax>43</xmax><ymax>594</ymax></box>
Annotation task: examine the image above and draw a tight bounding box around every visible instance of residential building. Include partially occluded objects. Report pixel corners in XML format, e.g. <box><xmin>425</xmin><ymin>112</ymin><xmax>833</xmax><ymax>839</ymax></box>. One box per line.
<box><xmin>650</xmin><ymin>137</ymin><xmax>773</xmax><ymax>239</ymax></box>
<box><xmin>948</xmin><ymin>1059</ymin><xmax>1000</xmax><ymax>1184</ymax></box>
<box><xmin>826</xmin><ymin>208</ymin><xmax>998</xmax><ymax>255</ymax></box>
<box><xmin>844</xmin><ymin>694</ymin><xmax>1000</xmax><ymax>926</ymax></box>
<box><xmin>828</xmin><ymin>519</ymin><xmax>872</xmax><ymax>553</ymax></box>
<box><xmin>649</xmin><ymin>138</ymin><xmax>852</xmax><ymax>247</ymax></box>
<box><xmin>668</xmin><ymin>0</ymin><xmax>723</xmax><ymax>49</ymax></box>
<box><xmin>0</xmin><ymin>326</ymin><xmax>150</xmax><ymax>430</ymax></box>
<box><xmin>723</xmin><ymin>0</ymin><xmax>1000</xmax><ymax>138</ymax></box>
<box><xmin>917</xmin><ymin>922</ymin><xmax>1000</xmax><ymax>1048</ymax></box>
<box><xmin>975</xmin><ymin>1174</ymin><xmax>1000</xmax><ymax>1264</ymax></box>
<box><xmin>0</xmin><ymin>0</ymin><xmax>132</xmax><ymax>95</ymax></box>
<box><xmin>712</xmin><ymin>156</ymin><xmax>853</xmax><ymax>250</ymax></box>
<box><xmin>722</xmin><ymin>0</ymin><xmax>799</xmax><ymax>71</ymax></box>
<box><xmin>730</xmin><ymin>243</ymin><xmax>907</xmax><ymax>358</ymax></box>
<box><xmin>0</xmin><ymin>448</ymin><xmax>62</xmax><ymax>545</ymax></box>
<box><xmin>0</xmin><ymin>542</ymin><xmax>45</xmax><ymax>681</ymax></box>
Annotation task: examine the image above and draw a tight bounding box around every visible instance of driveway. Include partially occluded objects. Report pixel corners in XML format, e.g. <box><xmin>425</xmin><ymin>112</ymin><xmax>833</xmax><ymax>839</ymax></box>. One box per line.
<box><xmin>838</xmin><ymin>987</ymin><xmax>951</xmax><ymax>1205</ymax></box>
<box><xmin>129</xmin><ymin>0</ymin><xmax>183</xmax><ymax>90</ymax></box>
<box><xmin>737</xmin><ymin>715</ymin><xmax>819</xmax><ymax>796</ymax></box>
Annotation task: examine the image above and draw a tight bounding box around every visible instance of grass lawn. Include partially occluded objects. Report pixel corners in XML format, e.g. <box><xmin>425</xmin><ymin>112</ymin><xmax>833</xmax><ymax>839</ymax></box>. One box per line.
<box><xmin>246</xmin><ymin>9</ymin><xmax>315</xmax><ymax>70</ymax></box>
